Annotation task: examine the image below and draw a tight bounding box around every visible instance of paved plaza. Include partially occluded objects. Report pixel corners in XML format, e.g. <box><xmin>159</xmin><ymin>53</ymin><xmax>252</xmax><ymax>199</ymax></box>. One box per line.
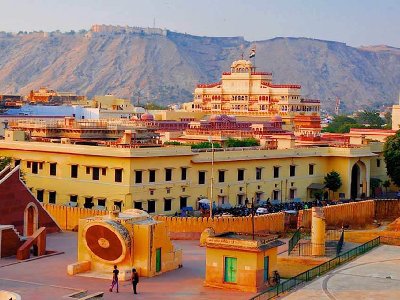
<box><xmin>0</xmin><ymin>232</ymin><xmax>254</xmax><ymax>300</ymax></box>
<box><xmin>283</xmin><ymin>245</ymin><xmax>400</xmax><ymax>300</ymax></box>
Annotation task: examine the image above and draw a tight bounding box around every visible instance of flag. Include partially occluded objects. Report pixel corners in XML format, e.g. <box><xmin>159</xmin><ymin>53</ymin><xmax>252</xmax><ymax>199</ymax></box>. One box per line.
<box><xmin>249</xmin><ymin>46</ymin><xmax>256</xmax><ymax>58</ymax></box>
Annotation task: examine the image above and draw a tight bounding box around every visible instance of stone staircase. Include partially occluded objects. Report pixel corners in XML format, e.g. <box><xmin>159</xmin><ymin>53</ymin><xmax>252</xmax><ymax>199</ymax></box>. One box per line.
<box><xmin>64</xmin><ymin>290</ymin><xmax>104</xmax><ymax>299</ymax></box>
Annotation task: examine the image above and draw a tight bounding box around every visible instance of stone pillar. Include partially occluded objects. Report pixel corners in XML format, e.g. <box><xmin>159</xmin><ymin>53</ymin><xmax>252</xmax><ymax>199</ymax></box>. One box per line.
<box><xmin>311</xmin><ymin>207</ymin><xmax>325</xmax><ymax>256</ymax></box>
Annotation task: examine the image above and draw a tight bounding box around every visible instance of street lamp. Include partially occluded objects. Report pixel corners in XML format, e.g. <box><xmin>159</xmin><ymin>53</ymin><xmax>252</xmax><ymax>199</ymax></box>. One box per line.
<box><xmin>208</xmin><ymin>136</ymin><xmax>214</xmax><ymax>218</ymax></box>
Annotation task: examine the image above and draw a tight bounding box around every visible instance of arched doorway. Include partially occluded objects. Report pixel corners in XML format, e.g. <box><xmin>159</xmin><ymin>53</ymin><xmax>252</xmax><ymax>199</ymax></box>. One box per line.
<box><xmin>350</xmin><ymin>161</ymin><xmax>367</xmax><ymax>200</ymax></box>
<box><xmin>351</xmin><ymin>164</ymin><xmax>360</xmax><ymax>199</ymax></box>
<box><xmin>24</xmin><ymin>203</ymin><xmax>38</xmax><ymax>236</ymax></box>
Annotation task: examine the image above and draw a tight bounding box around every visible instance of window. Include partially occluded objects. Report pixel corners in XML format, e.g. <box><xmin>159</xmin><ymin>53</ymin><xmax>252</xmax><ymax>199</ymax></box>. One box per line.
<box><xmin>377</xmin><ymin>159</ymin><xmax>381</xmax><ymax>168</ymax></box>
<box><xmin>27</xmin><ymin>161</ymin><xmax>31</xmax><ymax>168</ymax></box>
<box><xmin>148</xmin><ymin>200</ymin><xmax>156</xmax><ymax>213</ymax></box>
<box><xmin>198</xmin><ymin>171</ymin><xmax>206</xmax><ymax>184</ymax></box>
<box><xmin>256</xmin><ymin>167</ymin><xmax>262</xmax><ymax>180</ymax></box>
<box><xmin>164</xmin><ymin>199</ymin><xmax>172</xmax><ymax>211</ymax></box>
<box><xmin>149</xmin><ymin>170</ymin><xmax>156</xmax><ymax>183</ymax></box>
<box><xmin>102</xmin><ymin>168</ymin><xmax>107</xmax><ymax>176</ymax></box>
<box><xmin>165</xmin><ymin>168</ymin><xmax>172</xmax><ymax>181</ymax></box>
<box><xmin>49</xmin><ymin>191</ymin><xmax>56</xmax><ymax>204</ymax></box>
<box><xmin>115</xmin><ymin>169</ymin><xmax>122</xmax><ymax>182</ymax></box>
<box><xmin>114</xmin><ymin>201</ymin><xmax>122</xmax><ymax>211</ymax></box>
<box><xmin>70</xmin><ymin>195</ymin><xmax>78</xmax><ymax>203</ymax></box>
<box><xmin>290</xmin><ymin>165</ymin><xmax>296</xmax><ymax>177</ymax></box>
<box><xmin>14</xmin><ymin>159</ymin><xmax>21</xmax><ymax>167</ymax></box>
<box><xmin>180</xmin><ymin>196</ymin><xmax>187</xmax><ymax>209</ymax></box>
<box><xmin>309</xmin><ymin>164</ymin><xmax>314</xmax><ymax>175</ymax></box>
<box><xmin>135</xmin><ymin>170</ymin><xmax>142</xmax><ymax>184</ymax></box>
<box><xmin>86</xmin><ymin>166</ymin><xmax>90</xmax><ymax>174</ymax></box>
<box><xmin>237</xmin><ymin>169</ymin><xmax>244</xmax><ymax>181</ymax></box>
<box><xmin>32</xmin><ymin>162</ymin><xmax>38</xmax><ymax>174</ymax></box>
<box><xmin>92</xmin><ymin>167</ymin><xmax>100</xmax><ymax>180</ymax></box>
<box><xmin>71</xmin><ymin>165</ymin><xmax>78</xmax><ymax>178</ymax></box>
<box><xmin>84</xmin><ymin>197</ymin><xmax>93</xmax><ymax>209</ymax></box>
<box><xmin>218</xmin><ymin>170</ymin><xmax>225</xmax><ymax>183</ymax></box>
<box><xmin>37</xmin><ymin>190</ymin><xmax>44</xmax><ymax>202</ymax></box>
<box><xmin>289</xmin><ymin>188</ymin><xmax>296</xmax><ymax>200</ymax></box>
<box><xmin>166</xmin><ymin>188</ymin><xmax>171</xmax><ymax>194</ymax></box>
<box><xmin>97</xmin><ymin>198</ymin><xmax>106</xmax><ymax>207</ymax></box>
<box><xmin>181</xmin><ymin>167</ymin><xmax>187</xmax><ymax>180</ymax></box>
<box><xmin>273</xmin><ymin>190</ymin><xmax>280</xmax><ymax>201</ymax></box>
<box><xmin>39</xmin><ymin>162</ymin><xmax>43</xmax><ymax>170</ymax></box>
<box><xmin>149</xmin><ymin>189</ymin><xmax>155</xmax><ymax>196</ymax></box>
<box><xmin>134</xmin><ymin>201</ymin><xmax>143</xmax><ymax>210</ymax></box>
<box><xmin>50</xmin><ymin>163</ymin><xmax>57</xmax><ymax>176</ymax></box>
<box><xmin>273</xmin><ymin>166</ymin><xmax>280</xmax><ymax>178</ymax></box>
<box><xmin>237</xmin><ymin>194</ymin><xmax>244</xmax><ymax>206</ymax></box>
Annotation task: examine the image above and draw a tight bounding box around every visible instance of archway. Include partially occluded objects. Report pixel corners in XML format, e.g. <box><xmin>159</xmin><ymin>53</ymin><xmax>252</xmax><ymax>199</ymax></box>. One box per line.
<box><xmin>351</xmin><ymin>164</ymin><xmax>360</xmax><ymax>199</ymax></box>
<box><xmin>350</xmin><ymin>161</ymin><xmax>367</xmax><ymax>200</ymax></box>
<box><xmin>24</xmin><ymin>202</ymin><xmax>38</xmax><ymax>236</ymax></box>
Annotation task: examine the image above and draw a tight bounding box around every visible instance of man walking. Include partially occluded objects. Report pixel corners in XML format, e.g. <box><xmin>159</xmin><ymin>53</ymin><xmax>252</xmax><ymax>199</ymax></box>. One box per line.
<box><xmin>109</xmin><ymin>265</ymin><xmax>119</xmax><ymax>293</ymax></box>
<box><xmin>131</xmin><ymin>268</ymin><xmax>139</xmax><ymax>294</ymax></box>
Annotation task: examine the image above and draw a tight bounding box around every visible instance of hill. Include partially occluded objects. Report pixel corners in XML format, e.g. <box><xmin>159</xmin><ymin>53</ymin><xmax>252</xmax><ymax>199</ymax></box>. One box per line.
<box><xmin>0</xmin><ymin>27</ymin><xmax>399</xmax><ymax>111</ymax></box>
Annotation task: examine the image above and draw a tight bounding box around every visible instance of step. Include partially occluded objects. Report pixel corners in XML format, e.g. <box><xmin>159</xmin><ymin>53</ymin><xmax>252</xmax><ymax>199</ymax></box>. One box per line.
<box><xmin>63</xmin><ymin>290</ymin><xmax>103</xmax><ymax>299</ymax></box>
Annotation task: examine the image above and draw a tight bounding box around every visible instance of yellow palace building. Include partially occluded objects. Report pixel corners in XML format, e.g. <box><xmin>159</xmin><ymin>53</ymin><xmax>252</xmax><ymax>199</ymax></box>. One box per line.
<box><xmin>0</xmin><ymin>131</ymin><xmax>387</xmax><ymax>215</ymax></box>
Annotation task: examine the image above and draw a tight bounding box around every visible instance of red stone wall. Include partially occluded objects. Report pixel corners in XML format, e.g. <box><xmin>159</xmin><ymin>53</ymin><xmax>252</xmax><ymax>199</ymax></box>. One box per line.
<box><xmin>0</xmin><ymin>168</ymin><xmax>60</xmax><ymax>234</ymax></box>
<box><xmin>1</xmin><ymin>228</ymin><xmax>23</xmax><ymax>257</ymax></box>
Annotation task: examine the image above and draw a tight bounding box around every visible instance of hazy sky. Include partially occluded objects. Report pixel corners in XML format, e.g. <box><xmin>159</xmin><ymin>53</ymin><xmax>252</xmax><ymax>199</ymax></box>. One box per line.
<box><xmin>1</xmin><ymin>0</ymin><xmax>399</xmax><ymax>47</ymax></box>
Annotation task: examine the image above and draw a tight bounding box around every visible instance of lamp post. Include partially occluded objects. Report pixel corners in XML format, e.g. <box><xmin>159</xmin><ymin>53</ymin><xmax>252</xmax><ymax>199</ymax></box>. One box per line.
<box><xmin>208</xmin><ymin>137</ymin><xmax>214</xmax><ymax>218</ymax></box>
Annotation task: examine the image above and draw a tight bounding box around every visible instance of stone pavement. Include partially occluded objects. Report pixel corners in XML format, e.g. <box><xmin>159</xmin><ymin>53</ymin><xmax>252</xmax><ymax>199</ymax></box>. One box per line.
<box><xmin>0</xmin><ymin>232</ymin><xmax>255</xmax><ymax>300</ymax></box>
<box><xmin>283</xmin><ymin>245</ymin><xmax>400</xmax><ymax>300</ymax></box>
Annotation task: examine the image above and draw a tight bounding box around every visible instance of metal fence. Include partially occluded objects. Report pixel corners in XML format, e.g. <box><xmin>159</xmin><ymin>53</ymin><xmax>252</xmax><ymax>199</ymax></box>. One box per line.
<box><xmin>249</xmin><ymin>237</ymin><xmax>381</xmax><ymax>300</ymax></box>
<box><xmin>288</xmin><ymin>229</ymin><xmax>301</xmax><ymax>255</ymax></box>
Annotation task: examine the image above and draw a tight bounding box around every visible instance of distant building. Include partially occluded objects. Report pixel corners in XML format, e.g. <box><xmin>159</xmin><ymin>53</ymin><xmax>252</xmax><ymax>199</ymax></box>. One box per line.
<box><xmin>183</xmin><ymin>60</ymin><xmax>321</xmax><ymax>133</ymax></box>
<box><xmin>27</xmin><ymin>87</ymin><xmax>86</xmax><ymax>105</ymax></box>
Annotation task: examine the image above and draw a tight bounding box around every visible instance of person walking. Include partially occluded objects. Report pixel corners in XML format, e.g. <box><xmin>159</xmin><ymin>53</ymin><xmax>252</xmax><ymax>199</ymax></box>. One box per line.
<box><xmin>109</xmin><ymin>265</ymin><xmax>119</xmax><ymax>293</ymax></box>
<box><xmin>131</xmin><ymin>268</ymin><xmax>139</xmax><ymax>294</ymax></box>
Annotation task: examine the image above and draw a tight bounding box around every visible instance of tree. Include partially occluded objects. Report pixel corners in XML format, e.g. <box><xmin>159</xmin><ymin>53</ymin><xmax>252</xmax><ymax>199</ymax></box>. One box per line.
<box><xmin>324</xmin><ymin>171</ymin><xmax>342</xmax><ymax>200</ymax></box>
<box><xmin>324</xmin><ymin>115</ymin><xmax>358</xmax><ymax>133</ymax></box>
<box><xmin>383</xmin><ymin>130</ymin><xmax>400</xmax><ymax>186</ymax></box>
<box><xmin>0</xmin><ymin>156</ymin><xmax>11</xmax><ymax>171</ymax></box>
<box><xmin>355</xmin><ymin>109</ymin><xmax>385</xmax><ymax>128</ymax></box>
<box><xmin>383</xmin><ymin>180</ymin><xmax>391</xmax><ymax>195</ymax></box>
<box><xmin>369</xmin><ymin>178</ymin><xmax>382</xmax><ymax>198</ymax></box>
<box><xmin>226</xmin><ymin>138</ymin><xmax>259</xmax><ymax>148</ymax></box>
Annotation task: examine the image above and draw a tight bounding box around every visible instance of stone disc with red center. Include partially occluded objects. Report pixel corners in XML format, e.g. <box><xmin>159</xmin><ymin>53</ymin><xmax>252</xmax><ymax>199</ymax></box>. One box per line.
<box><xmin>83</xmin><ymin>220</ymin><xmax>131</xmax><ymax>264</ymax></box>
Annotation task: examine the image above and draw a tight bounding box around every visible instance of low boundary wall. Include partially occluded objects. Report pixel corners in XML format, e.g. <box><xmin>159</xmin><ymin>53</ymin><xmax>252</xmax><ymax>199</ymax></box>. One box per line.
<box><xmin>42</xmin><ymin>200</ymin><xmax>400</xmax><ymax>239</ymax></box>
<box><xmin>298</xmin><ymin>200</ymin><xmax>375</xmax><ymax>229</ymax></box>
<box><xmin>154</xmin><ymin>213</ymin><xmax>285</xmax><ymax>239</ymax></box>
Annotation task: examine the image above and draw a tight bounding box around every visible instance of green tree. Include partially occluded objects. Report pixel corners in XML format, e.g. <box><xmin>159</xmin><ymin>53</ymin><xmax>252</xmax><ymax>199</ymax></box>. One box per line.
<box><xmin>383</xmin><ymin>130</ymin><xmax>400</xmax><ymax>186</ymax></box>
<box><xmin>369</xmin><ymin>178</ymin><xmax>382</xmax><ymax>197</ymax></box>
<box><xmin>324</xmin><ymin>115</ymin><xmax>358</xmax><ymax>133</ymax></box>
<box><xmin>383</xmin><ymin>180</ymin><xmax>391</xmax><ymax>195</ymax></box>
<box><xmin>191</xmin><ymin>142</ymin><xmax>221</xmax><ymax>149</ymax></box>
<box><xmin>355</xmin><ymin>109</ymin><xmax>385</xmax><ymax>128</ymax></box>
<box><xmin>0</xmin><ymin>156</ymin><xmax>11</xmax><ymax>171</ymax></box>
<box><xmin>226</xmin><ymin>138</ymin><xmax>259</xmax><ymax>148</ymax></box>
<box><xmin>324</xmin><ymin>171</ymin><xmax>342</xmax><ymax>200</ymax></box>
<box><xmin>384</xmin><ymin>112</ymin><xmax>392</xmax><ymax>129</ymax></box>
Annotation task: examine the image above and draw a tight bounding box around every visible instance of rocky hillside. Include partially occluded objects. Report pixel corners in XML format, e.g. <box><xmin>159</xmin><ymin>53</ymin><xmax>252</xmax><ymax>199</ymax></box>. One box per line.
<box><xmin>0</xmin><ymin>28</ymin><xmax>399</xmax><ymax>111</ymax></box>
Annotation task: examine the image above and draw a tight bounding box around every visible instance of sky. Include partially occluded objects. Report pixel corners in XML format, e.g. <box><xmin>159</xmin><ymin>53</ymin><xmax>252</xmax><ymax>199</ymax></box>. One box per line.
<box><xmin>0</xmin><ymin>0</ymin><xmax>399</xmax><ymax>47</ymax></box>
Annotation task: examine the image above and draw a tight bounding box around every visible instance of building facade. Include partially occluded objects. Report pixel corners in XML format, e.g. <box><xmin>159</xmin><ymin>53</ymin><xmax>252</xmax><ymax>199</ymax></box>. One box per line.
<box><xmin>183</xmin><ymin>60</ymin><xmax>321</xmax><ymax>131</ymax></box>
<box><xmin>0</xmin><ymin>136</ymin><xmax>387</xmax><ymax>215</ymax></box>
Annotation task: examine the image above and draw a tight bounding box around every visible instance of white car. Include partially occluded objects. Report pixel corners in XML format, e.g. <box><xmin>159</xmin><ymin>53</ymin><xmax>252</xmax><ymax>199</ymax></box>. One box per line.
<box><xmin>256</xmin><ymin>207</ymin><xmax>269</xmax><ymax>215</ymax></box>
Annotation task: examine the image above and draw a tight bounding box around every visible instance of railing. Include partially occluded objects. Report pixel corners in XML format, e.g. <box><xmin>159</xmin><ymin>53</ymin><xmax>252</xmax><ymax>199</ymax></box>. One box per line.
<box><xmin>250</xmin><ymin>237</ymin><xmax>381</xmax><ymax>300</ymax></box>
<box><xmin>288</xmin><ymin>228</ymin><xmax>301</xmax><ymax>255</ymax></box>
<box><xmin>336</xmin><ymin>229</ymin><xmax>345</xmax><ymax>255</ymax></box>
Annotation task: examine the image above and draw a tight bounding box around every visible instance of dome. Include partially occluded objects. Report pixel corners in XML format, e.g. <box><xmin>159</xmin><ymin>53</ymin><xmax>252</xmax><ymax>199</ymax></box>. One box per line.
<box><xmin>271</xmin><ymin>115</ymin><xmax>282</xmax><ymax>122</ymax></box>
<box><xmin>140</xmin><ymin>113</ymin><xmax>154</xmax><ymax>121</ymax></box>
<box><xmin>231</xmin><ymin>60</ymin><xmax>253</xmax><ymax>69</ymax></box>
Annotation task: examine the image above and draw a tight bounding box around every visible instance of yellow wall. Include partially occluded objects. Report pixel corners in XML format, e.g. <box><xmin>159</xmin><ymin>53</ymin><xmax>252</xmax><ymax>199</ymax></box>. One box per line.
<box><xmin>0</xmin><ymin>140</ymin><xmax>388</xmax><ymax>215</ymax></box>
<box><xmin>205</xmin><ymin>246</ymin><xmax>277</xmax><ymax>292</ymax></box>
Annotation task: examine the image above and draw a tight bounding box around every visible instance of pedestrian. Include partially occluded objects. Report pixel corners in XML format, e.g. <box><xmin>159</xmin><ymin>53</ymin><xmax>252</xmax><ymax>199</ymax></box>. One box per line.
<box><xmin>109</xmin><ymin>265</ymin><xmax>119</xmax><ymax>293</ymax></box>
<box><xmin>131</xmin><ymin>268</ymin><xmax>139</xmax><ymax>294</ymax></box>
